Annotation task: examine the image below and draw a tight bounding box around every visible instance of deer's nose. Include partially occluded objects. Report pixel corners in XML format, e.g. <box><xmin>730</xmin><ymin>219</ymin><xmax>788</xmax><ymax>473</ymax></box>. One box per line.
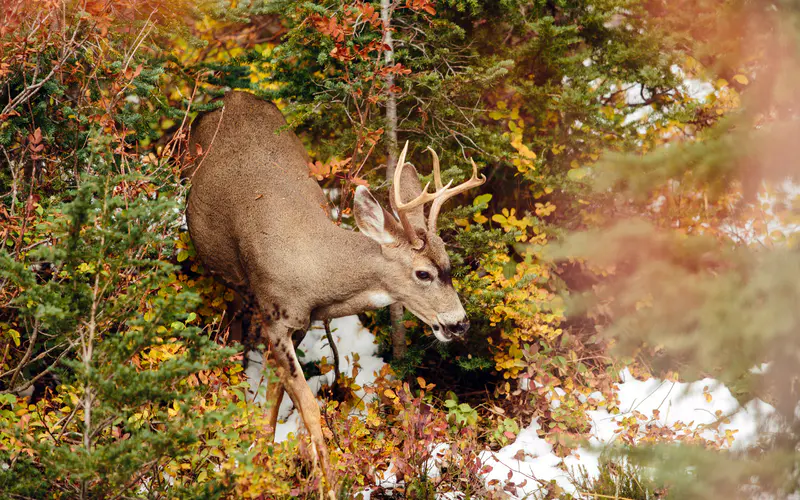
<box><xmin>447</xmin><ymin>320</ymin><xmax>470</xmax><ymax>337</ymax></box>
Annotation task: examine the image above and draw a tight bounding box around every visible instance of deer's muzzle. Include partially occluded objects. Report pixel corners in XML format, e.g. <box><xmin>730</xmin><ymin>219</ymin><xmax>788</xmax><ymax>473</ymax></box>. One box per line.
<box><xmin>433</xmin><ymin>320</ymin><xmax>470</xmax><ymax>341</ymax></box>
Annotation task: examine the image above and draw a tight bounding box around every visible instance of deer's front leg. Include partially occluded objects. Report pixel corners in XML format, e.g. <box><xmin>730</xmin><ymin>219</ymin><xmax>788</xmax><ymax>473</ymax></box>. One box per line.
<box><xmin>266</xmin><ymin>324</ymin><xmax>335</xmax><ymax>497</ymax></box>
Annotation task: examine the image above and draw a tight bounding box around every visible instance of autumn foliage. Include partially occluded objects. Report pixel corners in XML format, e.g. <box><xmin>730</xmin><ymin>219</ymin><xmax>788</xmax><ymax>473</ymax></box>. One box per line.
<box><xmin>2</xmin><ymin>0</ymin><xmax>800</xmax><ymax>498</ymax></box>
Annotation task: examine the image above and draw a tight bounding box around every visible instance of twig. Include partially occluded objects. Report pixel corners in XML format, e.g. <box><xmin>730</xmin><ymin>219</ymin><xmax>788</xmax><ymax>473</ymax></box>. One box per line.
<box><xmin>3</xmin><ymin>342</ymin><xmax>76</xmax><ymax>395</ymax></box>
<box><xmin>322</xmin><ymin>320</ymin><xmax>341</xmax><ymax>385</ymax></box>
<box><xmin>107</xmin><ymin>459</ymin><xmax>160</xmax><ymax>500</ymax></box>
<box><xmin>1</xmin><ymin>17</ymin><xmax>87</xmax><ymax>117</ymax></box>
<box><xmin>8</xmin><ymin>319</ymin><xmax>39</xmax><ymax>388</ymax></box>
<box><xmin>580</xmin><ymin>492</ymin><xmax>638</xmax><ymax>500</ymax></box>
<box><xmin>0</xmin><ymin>338</ymin><xmax>69</xmax><ymax>379</ymax></box>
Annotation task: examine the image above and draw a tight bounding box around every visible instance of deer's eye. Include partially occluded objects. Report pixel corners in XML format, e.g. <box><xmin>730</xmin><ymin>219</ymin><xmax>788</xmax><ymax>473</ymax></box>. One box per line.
<box><xmin>415</xmin><ymin>270</ymin><xmax>433</xmax><ymax>281</ymax></box>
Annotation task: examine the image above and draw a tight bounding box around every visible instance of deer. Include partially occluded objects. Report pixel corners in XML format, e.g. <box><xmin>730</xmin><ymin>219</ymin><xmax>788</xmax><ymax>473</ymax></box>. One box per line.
<box><xmin>185</xmin><ymin>91</ymin><xmax>485</xmax><ymax>496</ymax></box>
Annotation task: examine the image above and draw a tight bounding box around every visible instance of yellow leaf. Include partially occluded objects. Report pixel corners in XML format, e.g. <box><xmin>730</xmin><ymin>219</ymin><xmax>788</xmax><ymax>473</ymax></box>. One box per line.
<box><xmin>384</xmin><ymin>389</ymin><xmax>397</xmax><ymax>399</ymax></box>
<box><xmin>6</xmin><ymin>328</ymin><xmax>20</xmax><ymax>347</ymax></box>
<box><xmin>732</xmin><ymin>74</ymin><xmax>749</xmax><ymax>85</ymax></box>
<box><xmin>512</xmin><ymin>140</ymin><xmax>537</xmax><ymax>160</ymax></box>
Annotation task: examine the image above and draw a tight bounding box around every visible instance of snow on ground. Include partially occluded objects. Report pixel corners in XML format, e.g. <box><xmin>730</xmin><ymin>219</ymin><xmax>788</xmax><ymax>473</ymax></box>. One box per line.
<box><xmin>481</xmin><ymin>369</ymin><xmax>777</xmax><ymax>499</ymax></box>
<box><xmin>243</xmin><ymin>316</ymin><xmax>777</xmax><ymax>498</ymax></box>
<box><xmin>244</xmin><ymin>315</ymin><xmax>386</xmax><ymax>442</ymax></box>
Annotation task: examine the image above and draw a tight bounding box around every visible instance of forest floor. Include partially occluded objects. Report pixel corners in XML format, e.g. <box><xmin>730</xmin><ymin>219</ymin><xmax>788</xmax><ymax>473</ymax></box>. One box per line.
<box><xmin>244</xmin><ymin>316</ymin><xmax>777</xmax><ymax>498</ymax></box>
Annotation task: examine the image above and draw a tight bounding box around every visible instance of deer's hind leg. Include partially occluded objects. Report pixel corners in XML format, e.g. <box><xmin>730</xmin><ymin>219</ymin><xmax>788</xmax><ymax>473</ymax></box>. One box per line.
<box><xmin>264</xmin><ymin>328</ymin><xmax>309</xmax><ymax>441</ymax></box>
<box><xmin>257</xmin><ymin>311</ymin><xmax>335</xmax><ymax>497</ymax></box>
<box><xmin>263</xmin><ymin>348</ymin><xmax>285</xmax><ymax>440</ymax></box>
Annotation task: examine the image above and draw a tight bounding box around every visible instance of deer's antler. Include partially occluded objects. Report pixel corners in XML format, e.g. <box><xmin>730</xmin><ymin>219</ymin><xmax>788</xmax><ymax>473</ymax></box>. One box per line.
<box><xmin>393</xmin><ymin>141</ymin><xmax>452</xmax><ymax>246</ymax></box>
<box><xmin>393</xmin><ymin>141</ymin><xmax>487</xmax><ymax>244</ymax></box>
<box><xmin>426</xmin><ymin>150</ymin><xmax>486</xmax><ymax>233</ymax></box>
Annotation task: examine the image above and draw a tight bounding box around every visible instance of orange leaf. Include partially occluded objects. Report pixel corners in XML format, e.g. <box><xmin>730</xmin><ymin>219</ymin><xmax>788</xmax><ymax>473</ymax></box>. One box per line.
<box><xmin>29</xmin><ymin>127</ymin><xmax>42</xmax><ymax>145</ymax></box>
<box><xmin>351</xmin><ymin>176</ymin><xmax>369</xmax><ymax>187</ymax></box>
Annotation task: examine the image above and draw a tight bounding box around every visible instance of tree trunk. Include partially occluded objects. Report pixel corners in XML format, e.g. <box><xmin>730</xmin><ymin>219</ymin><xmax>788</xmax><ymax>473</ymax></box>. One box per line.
<box><xmin>382</xmin><ymin>0</ymin><xmax>406</xmax><ymax>360</ymax></box>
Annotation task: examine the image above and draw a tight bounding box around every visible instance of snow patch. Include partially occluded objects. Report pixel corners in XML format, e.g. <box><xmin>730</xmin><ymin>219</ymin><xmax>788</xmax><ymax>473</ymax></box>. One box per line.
<box><xmin>241</xmin><ymin>318</ymin><xmax>778</xmax><ymax>498</ymax></box>
<box><xmin>244</xmin><ymin>315</ymin><xmax>386</xmax><ymax>442</ymax></box>
<box><xmin>481</xmin><ymin>418</ymin><xmax>579</xmax><ymax>496</ymax></box>
<box><xmin>483</xmin><ymin>368</ymin><xmax>777</xmax><ymax>498</ymax></box>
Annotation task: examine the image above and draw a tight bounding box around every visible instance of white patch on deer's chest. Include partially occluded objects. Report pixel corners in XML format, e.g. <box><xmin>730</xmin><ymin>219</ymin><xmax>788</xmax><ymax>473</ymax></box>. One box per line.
<box><xmin>368</xmin><ymin>292</ymin><xmax>394</xmax><ymax>308</ymax></box>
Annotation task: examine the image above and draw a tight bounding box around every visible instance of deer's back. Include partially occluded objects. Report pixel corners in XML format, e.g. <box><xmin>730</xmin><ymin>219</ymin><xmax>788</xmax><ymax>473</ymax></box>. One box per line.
<box><xmin>186</xmin><ymin>91</ymin><xmax>331</xmax><ymax>293</ymax></box>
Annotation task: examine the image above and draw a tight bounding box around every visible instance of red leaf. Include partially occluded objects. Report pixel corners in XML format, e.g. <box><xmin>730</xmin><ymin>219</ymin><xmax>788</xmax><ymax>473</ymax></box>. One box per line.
<box><xmin>308</xmin><ymin>160</ymin><xmax>330</xmax><ymax>180</ymax></box>
<box><xmin>29</xmin><ymin>127</ymin><xmax>42</xmax><ymax>145</ymax></box>
<box><xmin>351</xmin><ymin>176</ymin><xmax>369</xmax><ymax>187</ymax></box>
<box><xmin>406</xmin><ymin>0</ymin><xmax>436</xmax><ymax>15</ymax></box>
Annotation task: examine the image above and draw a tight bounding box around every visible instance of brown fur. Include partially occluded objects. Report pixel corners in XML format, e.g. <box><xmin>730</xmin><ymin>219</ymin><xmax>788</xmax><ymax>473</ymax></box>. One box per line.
<box><xmin>186</xmin><ymin>91</ymin><xmax>473</xmax><ymax>495</ymax></box>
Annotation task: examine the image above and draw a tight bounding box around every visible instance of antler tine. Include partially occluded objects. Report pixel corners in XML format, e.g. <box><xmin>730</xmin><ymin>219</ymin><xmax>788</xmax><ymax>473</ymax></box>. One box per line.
<box><xmin>427</xmin><ymin>157</ymin><xmax>487</xmax><ymax>233</ymax></box>
<box><xmin>393</xmin><ymin>142</ymin><xmax>452</xmax><ymax>212</ymax></box>
<box><xmin>393</xmin><ymin>141</ymin><xmax>451</xmax><ymax>246</ymax></box>
<box><xmin>426</xmin><ymin>146</ymin><xmax>444</xmax><ymax>190</ymax></box>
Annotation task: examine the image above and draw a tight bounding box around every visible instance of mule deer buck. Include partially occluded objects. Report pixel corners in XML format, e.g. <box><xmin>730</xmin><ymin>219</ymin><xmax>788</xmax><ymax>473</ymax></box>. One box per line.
<box><xmin>186</xmin><ymin>91</ymin><xmax>485</xmax><ymax>495</ymax></box>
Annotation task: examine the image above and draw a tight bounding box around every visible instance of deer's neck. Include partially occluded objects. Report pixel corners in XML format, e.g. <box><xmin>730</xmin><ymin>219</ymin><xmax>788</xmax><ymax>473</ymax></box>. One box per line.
<box><xmin>310</xmin><ymin>228</ymin><xmax>397</xmax><ymax>321</ymax></box>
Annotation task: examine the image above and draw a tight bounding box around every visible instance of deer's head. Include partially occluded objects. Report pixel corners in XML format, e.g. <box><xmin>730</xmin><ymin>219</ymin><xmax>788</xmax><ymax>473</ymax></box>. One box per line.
<box><xmin>354</xmin><ymin>142</ymin><xmax>486</xmax><ymax>342</ymax></box>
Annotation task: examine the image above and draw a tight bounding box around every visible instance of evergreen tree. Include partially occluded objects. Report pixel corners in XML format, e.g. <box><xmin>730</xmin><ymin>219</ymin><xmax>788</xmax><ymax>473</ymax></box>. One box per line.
<box><xmin>256</xmin><ymin>0</ymin><xmax>711</xmax><ymax>405</ymax></box>
<box><xmin>559</xmin><ymin>0</ymin><xmax>800</xmax><ymax>496</ymax></box>
<box><xmin>0</xmin><ymin>1</ymin><xmax>240</xmax><ymax>496</ymax></box>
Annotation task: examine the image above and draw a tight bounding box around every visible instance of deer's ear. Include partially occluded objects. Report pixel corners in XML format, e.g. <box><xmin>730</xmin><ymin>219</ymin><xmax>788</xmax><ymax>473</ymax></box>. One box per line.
<box><xmin>354</xmin><ymin>186</ymin><xmax>402</xmax><ymax>245</ymax></box>
<box><xmin>389</xmin><ymin>163</ymin><xmax>427</xmax><ymax>231</ymax></box>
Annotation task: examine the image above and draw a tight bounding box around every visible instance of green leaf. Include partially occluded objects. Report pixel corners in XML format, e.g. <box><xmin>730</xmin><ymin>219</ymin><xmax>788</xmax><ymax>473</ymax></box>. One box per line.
<box><xmin>473</xmin><ymin>193</ymin><xmax>492</xmax><ymax>207</ymax></box>
<box><xmin>567</xmin><ymin>167</ymin><xmax>589</xmax><ymax>181</ymax></box>
<box><xmin>0</xmin><ymin>394</ymin><xmax>17</xmax><ymax>406</ymax></box>
<box><xmin>7</xmin><ymin>328</ymin><xmax>20</xmax><ymax>347</ymax></box>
